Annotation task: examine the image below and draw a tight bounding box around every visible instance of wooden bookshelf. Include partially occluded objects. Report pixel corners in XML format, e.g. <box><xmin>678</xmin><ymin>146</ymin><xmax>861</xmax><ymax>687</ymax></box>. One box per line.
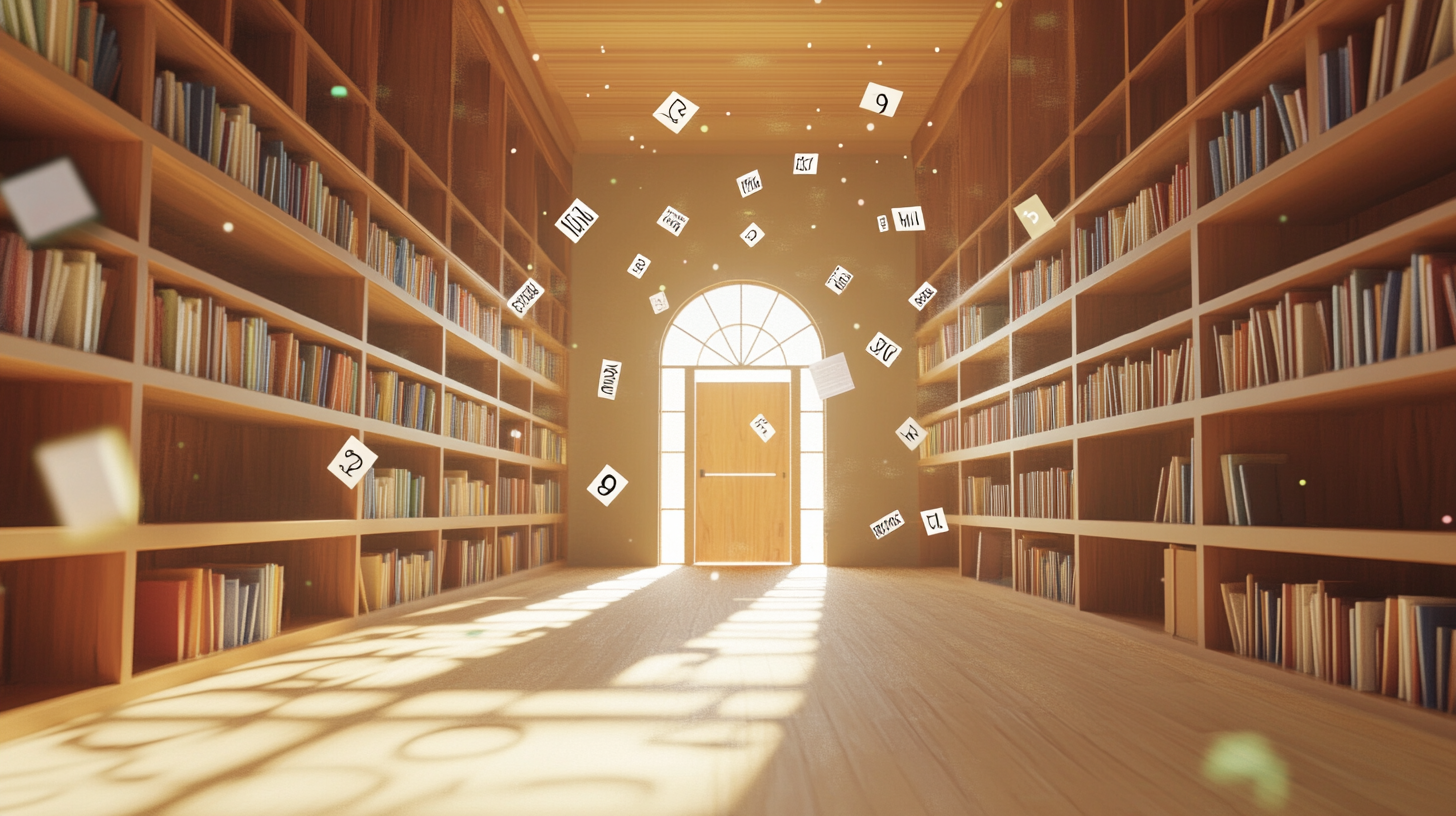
<box><xmin>0</xmin><ymin>0</ymin><xmax>570</xmax><ymax>737</ymax></box>
<box><xmin>913</xmin><ymin>0</ymin><xmax>1456</xmax><ymax>714</ymax></box>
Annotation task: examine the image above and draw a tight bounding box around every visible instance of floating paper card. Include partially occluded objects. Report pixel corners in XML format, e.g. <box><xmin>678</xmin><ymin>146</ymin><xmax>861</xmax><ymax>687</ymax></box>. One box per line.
<box><xmin>33</xmin><ymin>427</ymin><xmax>139</xmax><ymax>531</ymax></box>
<box><xmin>1</xmin><ymin>157</ymin><xmax>100</xmax><ymax>242</ymax></box>
<box><xmin>1015</xmin><ymin>193</ymin><xmax>1055</xmax><ymax>239</ymax></box>
<box><xmin>859</xmin><ymin>82</ymin><xmax>904</xmax><ymax>117</ymax></box>
<box><xmin>653</xmin><ymin>91</ymin><xmax>700</xmax><ymax>133</ymax></box>
<box><xmin>920</xmin><ymin>507</ymin><xmax>950</xmax><ymax>536</ymax></box>
<box><xmin>658</xmin><ymin>205</ymin><xmax>689</xmax><ymax>236</ymax></box>
<box><xmin>554</xmin><ymin>198</ymin><xmax>599</xmax><ymax>243</ymax></box>
<box><xmin>808</xmin><ymin>352</ymin><xmax>855</xmax><ymax>400</ymax></box>
<box><xmin>506</xmin><ymin>277</ymin><xmax>545</xmax><ymax>318</ymax></box>
<box><xmin>740</xmin><ymin>222</ymin><xmax>764</xmax><ymax>247</ymax></box>
<box><xmin>737</xmin><ymin>169</ymin><xmax>763</xmax><ymax>197</ymax></box>
<box><xmin>650</xmin><ymin>291</ymin><xmax>670</xmax><ymax>314</ymax></box>
<box><xmin>894</xmin><ymin>417</ymin><xmax>927</xmax><ymax>450</ymax></box>
<box><xmin>825</xmin><ymin>265</ymin><xmax>853</xmax><ymax>295</ymax></box>
<box><xmin>877</xmin><ymin>215</ymin><xmax>889</xmax><ymax>232</ymax></box>
<box><xmin>750</xmin><ymin>413</ymin><xmax>775</xmax><ymax>442</ymax></box>
<box><xmin>865</xmin><ymin>332</ymin><xmax>902</xmax><ymax>367</ymax></box>
<box><xmin>793</xmin><ymin>153</ymin><xmax>819</xmax><ymax>174</ymax></box>
<box><xmin>892</xmin><ymin>206</ymin><xmax>925</xmax><ymax>231</ymax></box>
<box><xmin>870</xmin><ymin>509</ymin><xmax>906</xmax><ymax>540</ymax></box>
<box><xmin>327</xmin><ymin>435</ymin><xmax>379</xmax><ymax>489</ymax></box>
<box><xmin>909</xmin><ymin>281</ymin><xmax>937</xmax><ymax>311</ymax></box>
<box><xmin>597</xmin><ymin>359</ymin><xmax>622</xmax><ymax>400</ymax></box>
<box><xmin>627</xmin><ymin>254</ymin><xmax>651</xmax><ymax>279</ymax></box>
<box><xmin>588</xmin><ymin>464</ymin><xmax>629</xmax><ymax>506</ymax></box>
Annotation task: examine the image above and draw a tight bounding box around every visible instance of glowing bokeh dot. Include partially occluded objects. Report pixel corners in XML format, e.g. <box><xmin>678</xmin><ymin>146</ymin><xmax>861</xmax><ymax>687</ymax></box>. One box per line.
<box><xmin>700</xmin><ymin>124</ymin><xmax>709</xmax><ymax>132</ymax></box>
<box><xmin>858</xmin><ymin>199</ymin><xmax>865</xmax><ymax>206</ymax></box>
<box><xmin>222</xmin><ymin>222</ymin><xmax>234</xmax><ymax>233</ymax></box>
<box><xmin>1445</xmin><ymin>515</ymin><xmax>1453</xmax><ymax>525</ymax></box>
<box><xmin>867</xmin><ymin>122</ymin><xmax>875</xmax><ymax>131</ymax></box>
<box><xmin>712</xmin><ymin>263</ymin><xmax>719</xmax><ymax>270</ymax></box>
<box><xmin>853</xmin><ymin>323</ymin><xmax>860</xmax><ymax>329</ymax></box>
<box><xmin>711</xmin><ymin>572</ymin><xmax>720</xmax><ymax>580</ymax></box>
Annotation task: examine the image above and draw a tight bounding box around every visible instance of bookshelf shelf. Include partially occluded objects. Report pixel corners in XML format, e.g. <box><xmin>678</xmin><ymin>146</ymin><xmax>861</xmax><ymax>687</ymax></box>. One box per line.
<box><xmin>0</xmin><ymin>0</ymin><xmax>571</xmax><ymax>738</ymax></box>
<box><xmin>917</xmin><ymin>0</ymin><xmax>1456</xmax><ymax>717</ymax></box>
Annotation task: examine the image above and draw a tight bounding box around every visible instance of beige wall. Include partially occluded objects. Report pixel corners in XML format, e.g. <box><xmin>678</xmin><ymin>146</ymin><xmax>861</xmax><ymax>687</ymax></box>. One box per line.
<box><xmin>565</xmin><ymin>151</ymin><xmax>923</xmax><ymax>567</ymax></box>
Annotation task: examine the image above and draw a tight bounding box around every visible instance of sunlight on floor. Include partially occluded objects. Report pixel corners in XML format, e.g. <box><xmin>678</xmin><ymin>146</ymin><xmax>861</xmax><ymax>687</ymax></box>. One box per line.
<box><xmin>0</xmin><ymin>566</ymin><xmax>828</xmax><ymax>816</ymax></box>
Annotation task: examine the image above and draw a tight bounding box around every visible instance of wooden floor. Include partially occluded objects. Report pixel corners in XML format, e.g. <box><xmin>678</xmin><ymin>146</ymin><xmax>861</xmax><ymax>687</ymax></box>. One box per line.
<box><xmin>1</xmin><ymin>566</ymin><xmax>1454</xmax><ymax>815</ymax></box>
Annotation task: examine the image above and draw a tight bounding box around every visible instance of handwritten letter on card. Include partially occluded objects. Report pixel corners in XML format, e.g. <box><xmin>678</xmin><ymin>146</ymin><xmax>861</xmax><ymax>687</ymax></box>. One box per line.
<box><xmin>658</xmin><ymin>206</ymin><xmax>689</xmax><ymax>236</ymax></box>
<box><xmin>793</xmin><ymin>153</ymin><xmax>819</xmax><ymax>174</ymax></box>
<box><xmin>327</xmin><ymin>435</ymin><xmax>379</xmax><ymax>489</ymax></box>
<box><xmin>627</xmin><ymin>254</ymin><xmax>651</xmax><ymax>279</ymax></box>
<box><xmin>825</xmin><ymin>265</ymin><xmax>853</xmax><ymax>295</ymax></box>
<box><xmin>597</xmin><ymin>360</ymin><xmax>621</xmax><ymax>400</ymax></box>
<box><xmin>865</xmin><ymin>332</ymin><xmax>902</xmax><ymax>367</ymax></box>
<box><xmin>920</xmin><ymin>507</ymin><xmax>950</xmax><ymax>536</ymax></box>
<box><xmin>859</xmin><ymin>82</ymin><xmax>904</xmax><ymax>117</ymax></box>
<box><xmin>894</xmin><ymin>417</ymin><xmax>927</xmax><ymax>450</ymax></box>
<box><xmin>653</xmin><ymin>91</ymin><xmax>699</xmax><ymax>133</ymax></box>
<box><xmin>870</xmin><ymin>509</ymin><xmax>906</xmax><ymax>539</ymax></box>
<box><xmin>750</xmin><ymin>414</ymin><xmax>775</xmax><ymax>442</ymax></box>
<box><xmin>588</xmin><ymin>464</ymin><xmax>629</xmax><ymax>506</ymax></box>
<box><xmin>506</xmin><ymin>277</ymin><xmax>545</xmax><ymax>318</ymax></box>
<box><xmin>909</xmin><ymin>281</ymin><xmax>938</xmax><ymax>311</ymax></box>
<box><xmin>554</xmin><ymin>198</ymin><xmax>599</xmax><ymax>243</ymax></box>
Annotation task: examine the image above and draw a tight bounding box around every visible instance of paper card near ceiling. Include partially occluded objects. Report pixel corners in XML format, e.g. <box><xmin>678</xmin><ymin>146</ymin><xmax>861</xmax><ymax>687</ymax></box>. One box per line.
<box><xmin>327</xmin><ymin>435</ymin><xmax>379</xmax><ymax>489</ymax></box>
<box><xmin>740</xmin><ymin>222</ymin><xmax>764</xmax><ymax>247</ymax></box>
<box><xmin>658</xmin><ymin>205</ymin><xmax>689</xmax><ymax>236</ymax></box>
<box><xmin>597</xmin><ymin>360</ymin><xmax>622</xmax><ymax>400</ymax></box>
<box><xmin>865</xmin><ymin>331</ymin><xmax>902</xmax><ymax>367</ymax></box>
<box><xmin>1</xmin><ymin>157</ymin><xmax>100</xmax><ymax>242</ymax></box>
<box><xmin>891</xmin><ymin>206</ymin><xmax>925</xmax><ymax>231</ymax></box>
<box><xmin>627</xmin><ymin>254</ymin><xmax>651</xmax><ymax>278</ymax></box>
<box><xmin>737</xmin><ymin>169</ymin><xmax>763</xmax><ymax>197</ymax></box>
<box><xmin>877</xmin><ymin>215</ymin><xmax>889</xmax><ymax>232</ymax></box>
<box><xmin>793</xmin><ymin>153</ymin><xmax>819</xmax><ymax>174</ymax></box>
<box><xmin>554</xmin><ymin>198</ymin><xmax>599</xmax><ymax>243</ymax></box>
<box><xmin>825</xmin><ymin>265</ymin><xmax>853</xmax><ymax>295</ymax></box>
<box><xmin>859</xmin><ymin>82</ymin><xmax>904</xmax><ymax>117</ymax></box>
<box><xmin>653</xmin><ymin>91</ymin><xmax>700</xmax><ymax>133</ymax></box>
<box><xmin>909</xmin><ymin>281</ymin><xmax>937</xmax><ymax>311</ymax></box>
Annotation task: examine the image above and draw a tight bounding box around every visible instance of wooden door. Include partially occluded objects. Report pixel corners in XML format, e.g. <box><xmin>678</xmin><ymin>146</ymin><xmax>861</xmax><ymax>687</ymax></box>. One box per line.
<box><xmin>695</xmin><ymin>381</ymin><xmax>791</xmax><ymax>562</ymax></box>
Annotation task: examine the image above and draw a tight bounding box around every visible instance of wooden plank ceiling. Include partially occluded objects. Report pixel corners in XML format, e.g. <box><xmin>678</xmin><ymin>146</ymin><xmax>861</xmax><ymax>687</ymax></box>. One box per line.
<box><xmin>502</xmin><ymin>0</ymin><xmax>986</xmax><ymax>154</ymax></box>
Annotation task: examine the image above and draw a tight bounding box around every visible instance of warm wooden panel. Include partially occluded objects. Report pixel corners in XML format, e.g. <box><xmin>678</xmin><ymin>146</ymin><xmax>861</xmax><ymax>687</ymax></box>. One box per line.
<box><xmin>696</xmin><ymin>381</ymin><xmax>790</xmax><ymax>562</ymax></box>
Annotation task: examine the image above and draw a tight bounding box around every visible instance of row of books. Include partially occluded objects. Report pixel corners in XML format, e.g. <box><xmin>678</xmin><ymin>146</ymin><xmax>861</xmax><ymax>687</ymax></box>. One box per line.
<box><xmin>1207</xmin><ymin>86</ymin><xmax>1306</xmax><ymax>200</ymax></box>
<box><xmin>135</xmin><ymin>564</ymin><xmax>283</xmax><ymax>666</ymax></box>
<box><xmin>1013</xmin><ymin>252</ymin><xmax>1069</xmax><ymax>320</ymax></box>
<box><xmin>1078</xmin><ymin>339</ymin><xmax>1194</xmax><ymax>422</ymax></box>
<box><xmin>443</xmin><ymin>470</ymin><xmax>488</xmax><ymax>517</ymax></box>
<box><xmin>498</xmin><ymin>325</ymin><xmax>564</xmax><ymax>383</ymax></box>
<box><xmin>497</xmin><ymin>526</ymin><xmax>558</xmax><ymax>572</ymax></box>
<box><xmin>1220</xmin><ymin>453</ymin><xmax>1289</xmax><ymax>526</ymax></box>
<box><xmin>445</xmin><ymin>283</ymin><xmax>502</xmax><ymax>348</ymax></box>
<box><xmin>1211</xmin><ymin>257</ymin><xmax>1455</xmax><ymax>395</ymax></box>
<box><xmin>916</xmin><ymin>302</ymin><xmax>1010</xmax><ymax>374</ymax></box>
<box><xmin>1222</xmin><ymin>576</ymin><xmax>1456</xmax><ymax>711</ymax></box>
<box><xmin>367</xmin><ymin>369</ymin><xmax>438</xmax><ymax>432</ymax></box>
<box><xmin>1017</xmin><ymin>467</ymin><xmax>1073</xmax><ymax>520</ymax></box>
<box><xmin>1016</xmin><ymin>534</ymin><xmax>1074</xmax><ymax>604</ymax></box>
<box><xmin>1340</xmin><ymin>0</ymin><xmax>1456</xmax><ymax>130</ymax></box>
<box><xmin>965</xmin><ymin>476</ymin><xmax>1011</xmax><ymax>516</ymax></box>
<box><xmin>497</xmin><ymin>476</ymin><xmax>532</xmax><ymax>515</ymax></box>
<box><xmin>964</xmin><ymin>400</ymin><xmax>1011</xmax><ymax>448</ymax></box>
<box><xmin>360</xmin><ymin>549</ymin><xmax>435</xmax><ymax>611</ymax></box>
<box><xmin>1153</xmin><ymin>454</ymin><xmax>1194</xmax><ymax>524</ymax></box>
<box><xmin>150</xmin><ymin>72</ymin><xmax>358</xmax><ymax>253</ymax></box>
<box><xmin>0</xmin><ymin>233</ymin><xmax>116</xmax><ymax>353</ymax></box>
<box><xmin>443</xmin><ymin>539</ymin><xmax>496</xmax><ymax>588</ymax></box>
<box><xmin>362</xmin><ymin>466</ymin><xmax>426</xmax><ymax>519</ymax></box>
<box><xmin>532</xmin><ymin>427</ymin><xmax>567</xmax><ymax>464</ymax></box>
<box><xmin>1072</xmin><ymin>164</ymin><xmax>1189</xmax><ymax>281</ymax></box>
<box><xmin>444</xmin><ymin>392</ymin><xmax>496</xmax><ymax>446</ymax></box>
<box><xmin>920</xmin><ymin>417</ymin><xmax>957</xmax><ymax>457</ymax></box>
<box><xmin>1012</xmin><ymin>380</ymin><xmax>1071</xmax><ymax>436</ymax></box>
<box><xmin>1</xmin><ymin>0</ymin><xmax>119</xmax><ymax>97</ymax></box>
<box><xmin>365</xmin><ymin>223</ymin><xmax>439</xmax><ymax>310</ymax></box>
<box><xmin>533</xmin><ymin>479</ymin><xmax>562</xmax><ymax>514</ymax></box>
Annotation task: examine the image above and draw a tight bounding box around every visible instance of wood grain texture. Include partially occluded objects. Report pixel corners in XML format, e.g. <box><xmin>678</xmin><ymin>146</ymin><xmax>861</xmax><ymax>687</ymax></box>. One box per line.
<box><xmin>0</xmin><ymin>565</ymin><xmax>1452</xmax><ymax>815</ymax></box>
<box><xmin>696</xmin><ymin>382</ymin><xmax>790</xmax><ymax>563</ymax></box>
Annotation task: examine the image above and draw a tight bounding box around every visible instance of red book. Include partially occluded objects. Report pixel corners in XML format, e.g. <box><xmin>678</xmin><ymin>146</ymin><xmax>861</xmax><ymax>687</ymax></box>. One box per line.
<box><xmin>134</xmin><ymin>580</ymin><xmax>188</xmax><ymax>665</ymax></box>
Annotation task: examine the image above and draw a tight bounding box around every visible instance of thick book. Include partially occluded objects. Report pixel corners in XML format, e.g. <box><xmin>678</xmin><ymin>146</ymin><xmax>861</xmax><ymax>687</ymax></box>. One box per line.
<box><xmin>134</xmin><ymin>579</ymin><xmax>188</xmax><ymax>664</ymax></box>
<box><xmin>1238</xmin><ymin>461</ymin><xmax>1284</xmax><ymax>526</ymax></box>
<box><xmin>1220</xmin><ymin>453</ymin><xmax>1288</xmax><ymax>524</ymax></box>
<box><xmin>1414</xmin><ymin>602</ymin><xmax>1456</xmax><ymax>708</ymax></box>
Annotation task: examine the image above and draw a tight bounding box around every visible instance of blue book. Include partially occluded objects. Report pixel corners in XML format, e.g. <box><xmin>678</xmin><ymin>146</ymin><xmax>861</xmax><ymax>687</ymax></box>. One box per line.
<box><xmin>1380</xmin><ymin>269</ymin><xmax>1402</xmax><ymax>360</ymax></box>
<box><xmin>1207</xmin><ymin>140</ymin><xmax>1224</xmax><ymax>199</ymax></box>
<box><xmin>1415</xmin><ymin>605</ymin><xmax>1456</xmax><ymax>709</ymax></box>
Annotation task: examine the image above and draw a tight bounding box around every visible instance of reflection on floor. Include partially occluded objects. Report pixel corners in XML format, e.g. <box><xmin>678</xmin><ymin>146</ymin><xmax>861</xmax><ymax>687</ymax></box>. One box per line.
<box><xmin>1</xmin><ymin>567</ymin><xmax>1455</xmax><ymax>815</ymax></box>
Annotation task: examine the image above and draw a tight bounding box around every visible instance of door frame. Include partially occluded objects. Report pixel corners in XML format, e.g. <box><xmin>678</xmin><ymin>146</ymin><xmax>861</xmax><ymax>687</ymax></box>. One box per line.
<box><xmin>690</xmin><ymin>369</ymin><xmax>796</xmax><ymax>565</ymax></box>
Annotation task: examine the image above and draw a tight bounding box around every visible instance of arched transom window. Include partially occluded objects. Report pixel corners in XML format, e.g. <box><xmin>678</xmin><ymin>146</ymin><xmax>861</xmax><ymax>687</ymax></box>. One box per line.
<box><xmin>663</xmin><ymin>284</ymin><xmax>822</xmax><ymax>367</ymax></box>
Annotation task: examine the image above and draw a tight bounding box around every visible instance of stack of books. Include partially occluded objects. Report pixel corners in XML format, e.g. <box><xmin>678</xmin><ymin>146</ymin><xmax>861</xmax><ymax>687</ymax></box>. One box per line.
<box><xmin>497</xmin><ymin>475</ymin><xmax>530</xmax><ymax>514</ymax></box>
<box><xmin>1073</xmin><ymin>164</ymin><xmax>1189</xmax><ymax>280</ymax></box>
<box><xmin>444</xmin><ymin>392</ymin><xmax>496</xmax><ymax>445</ymax></box>
<box><xmin>360</xmin><ymin>549</ymin><xmax>435</xmax><ymax>610</ymax></box>
<box><xmin>0</xmin><ymin>233</ymin><xmax>115</xmax><ymax>354</ymax></box>
<box><xmin>1219</xmin><ymin>453</ymin><xmax>1291</xmax><ymax>526</ymax></box>
<box><xmin>1016</xmin><ymin>534</ymin><xmax>1074</xmax><ymax>604</ymax></box>
<box><xmin>135</xmin><ymin>563</ymin><xmax>283</xmax><ymax>666</ymax></box>
<box><xmin>964</xmin><ymin>475</ymin><xmax>1011</xmax><ymax>516</ymax></box>
<box><xmin>366</xmin><ymin>369</ymin><xmax>437</xmax><ymax>432</ymax></box>
<box><xmin>363</xmin><ymin>466</ymin><xmax>426</xmax><ymax>519</ymax></box>
<box><xmin>443</xmin><ymin>539</ymin><xmax>495</xmax><ymax>586</ymax></box>
<box><xmin>1013</xmin><ymin>251</ymin><xmax>1068</xmax><ymax>319</ymax></box>
<box><xmin>1013</xmin><ymin>380</ymin><xmax>1070</xmax><ymax>436</ymax></box>
<box><xmin>445</xmin><ymin>283</ymin><xmax>501</xmax><ymax>347</ymax></box>
<box><xmin>529</xmin><ymin>526</ymin><xmax>556</xmax><ymax>567</ymax></box>
<box><xmin>532</xmin><ymin>478</ymin><xmax>561</xmax><ymax>514</ymax></box>
<box><xmin>443</xmin><ymin>470</ymin><xmax>488</xmax><ymax>517</ymax></box>
<box><xmin>963</xmin><ymin>401</ymin><xmax>1010</xmax><ymax>448</ymax></box>
<box><xmin>532</xmin><ymin>427</ymin><xmax>566</xmax><ymax>463</ymax></box>
<box><xmin>366</xmin><ymin>223</ymin><xmax>439</xmax><ymax>310</ymax></box>
<box><xmin>1153</xmin><ymin>454</ymin><xmax>1194</xmax><ymax>524</ymax></box>
<box><xmin>1017</xmin><ymin>467</ymin><xmax>1073</xmax><ymax>519</ymax></box>
<box><xmin>1207</xmin><ymin>88</ymin><xmax>1305</xmax><ymax>199</ymax></box>
<box><xmin>921</xmin><ymin>416</ymin><xmax>958</xmax><ymax>457</ymax></box>
<box><xmin>2</xmin><ymin>1</ymin><xmax>120</xmax><ymax>97</ymax></box>
<box><xmin>1079</xmin><ymin>339</ymin><xmax>1193</xmax><ymax>421</ymax></box>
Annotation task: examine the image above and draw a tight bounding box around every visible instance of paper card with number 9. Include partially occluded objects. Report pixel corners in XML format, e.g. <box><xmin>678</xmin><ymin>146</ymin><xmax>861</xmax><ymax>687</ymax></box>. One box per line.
<box><xmin>859</xmin><ymin>82</ymin><xmax>904</xmax><ymax>117</ymax></box>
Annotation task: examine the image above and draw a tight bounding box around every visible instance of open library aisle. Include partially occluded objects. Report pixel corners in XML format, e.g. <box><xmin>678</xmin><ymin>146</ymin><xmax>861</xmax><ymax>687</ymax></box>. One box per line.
<box><xmin>0</xmin><ymin>566</ymin><xmax>1451</xmax><ymax>815</ymax></box>
<box><xmin>0</xmin><ymin>0</ymin><xmax>573</xmax><ymax>738</ymax></box>
<box><xmin>911</xmin><ymin>0</ymin><xmax>1456</xmax><ymax>720</ymax></box>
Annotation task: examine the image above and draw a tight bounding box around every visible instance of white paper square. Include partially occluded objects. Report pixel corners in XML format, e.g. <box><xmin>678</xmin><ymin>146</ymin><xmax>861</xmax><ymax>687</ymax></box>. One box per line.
<box><xmin>825</xmin><ymin>265</ymin><xmax>853</xmax><ymax>295</ymax></box>
<box><xmin>588</xmin><ymin>464</ymin><xmax>629</xmax><ymax>506</ymax></box>
<box><xmin>920</xmin><ymin>507</ymin><xmax>950</xmax><ymax>535</ymax></box>
<box><xmin>749</xmin><ymin>413</ymin><xmax>775</xmax><ymax>442</ymax></box>
<box><xmin>627</xmin><ymin>253</ymin><xmax>651</xmax><ymax>279</ymax></box>
<box><xmin>877</xmin><ymin>215</ymin><xmax>889</xmax><ymax>232</ymax></box>
<box><xmin>33</xmin><ymin>427</ymin><xmax>138</xmax><ymax>530</ymax></box>
<box><xmin>326</xmin><ymin>435</ymin><xmax>379</xmax><ymax>489</ymax></box>
<box><xmin>865</xmin><ymin>332</ymin><xmax>902</xmax><ymax>367</ymax></box>
<box><xmin>1015</xmin><ymin>194</ymin><xmax>1055</xmax><ymax>239</ymax></box>
<box><xmin>554</xmin><ymin>198</ymin><xmax>599</xmax><ymax>243</ymax></box>
<box><xmin>740</xmin><ymin>222</ymin><xmax>764</xmax><ymax>247</ymax></box>
<box><xmin>653</xmin><ymin>91</ymin><xmax>699</xmax><ymax>133</ymax></box>
<box><xmin>808</xmin><ymin>352</ymin><xmax>855</xmax><ymax>400</ymax></box>
<box><xmin>870</xmin><ymin>509</ymin><xmax>906</xmax><ymax>540</ymax></box>
<box><xmin>894</xmin><ymin>417</ymin><xmax>927</xmax><ymax>450</ymax></box>
<box><xmin>597</xmin><ymin>359</ymin><xmax>622</xmax><ymax>400</ymax></box>
<box><xmin>736</xmin><ymin>169</ymin><xmax>763</xmax><ymax>198</ymax></box>
<box><xmin>859</xmin><ymin>82</ymin><xmax>904</xmax><ymax>117</ymax></box>
<box><xmin>658</xmin><ymin>206</ymin><xmax>689</xmax><ymax>236</ymax></box>
<box><xmin>506</xmin><ymin>277</ymin><xmax>545</xmax><ymax>318</ymax></box>
<box><xmin>650</xmin><ymin>291</ymin><xmax>670</xmax><ymax>314</ymax></box>
<box><xmin>793</xmin><ymin>153</ymin><xmax>818</xmax><ymax>174</ymax></box>
<box><xmin>1</xmin><ymin>157</ymin><xmax>100</xmax><ymax>242</ymax></box>
<box><xmin>909</xmin><ymin>281</ymin><xmax>938</xmax><ymax>311</ymax></box>
<box><xmin>892</xmin><ymin>206</ymin><xmax>925</xmax><ymax>231</ymax></box>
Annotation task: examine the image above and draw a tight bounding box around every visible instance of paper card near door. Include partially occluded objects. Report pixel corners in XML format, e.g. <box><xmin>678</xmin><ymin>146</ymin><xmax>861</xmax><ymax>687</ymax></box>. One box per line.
<box><xmin>808</xmin><ymin>353</ymin><xmax>855</xmax><ymax>399</ymax></box>
<box><xmin>587</xmin><ymin>464</ymin><xmax>629</xmax><ymax>506</ymax></box>
<box><xmin>749</xmin><ymin>413</ymin><xmax>775</xmax><ymax>442</ymax></box>
<box><xmin>825</xmin><ymin>265</ymin><xmax>853</xmax><ymax>295</ymax></box>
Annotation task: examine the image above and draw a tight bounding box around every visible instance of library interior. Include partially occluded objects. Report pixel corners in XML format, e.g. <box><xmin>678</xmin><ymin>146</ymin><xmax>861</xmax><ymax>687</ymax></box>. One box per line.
<box><xmin>0</xmin><ymin>0</ymin><xmax>1454</xmax><ymax>813</ymax></box>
